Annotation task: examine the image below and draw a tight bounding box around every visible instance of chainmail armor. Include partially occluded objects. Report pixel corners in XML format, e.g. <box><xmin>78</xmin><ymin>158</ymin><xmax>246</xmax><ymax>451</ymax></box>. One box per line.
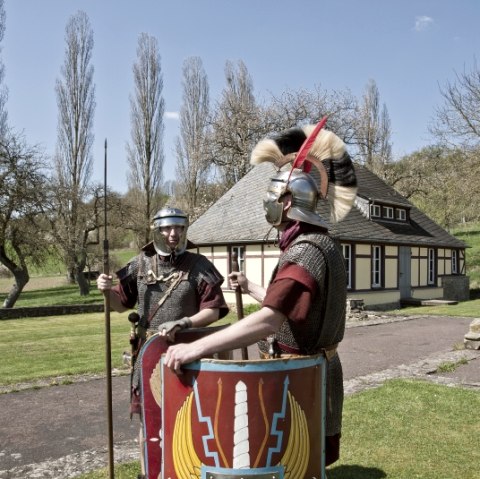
<box><xmin>258</xmin><ymin>232</ymin><xmax>347</xmax><ymax>436</ymax></box>
<box><xmin>122</xmin><ymin>250</ymin><xmax>225</xmax><ymax>394</ymax></box>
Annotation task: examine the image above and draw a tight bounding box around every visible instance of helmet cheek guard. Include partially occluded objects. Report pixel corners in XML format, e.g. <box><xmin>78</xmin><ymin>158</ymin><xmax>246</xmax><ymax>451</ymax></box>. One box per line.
<box><xmin>263</xmin><ymin>191</ymin><xmax>285</xmax><ymax>226</ymax></box>
<box><xmin>263</xmin><ymin>175</ymin><xmax>289</xmax><ymax>226</ymax></box>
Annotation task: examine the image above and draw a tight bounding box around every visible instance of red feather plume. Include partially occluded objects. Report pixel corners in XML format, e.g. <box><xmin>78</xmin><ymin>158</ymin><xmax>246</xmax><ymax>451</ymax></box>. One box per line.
<box><xmin>288</xmin><ymin>116</ymin><xmax>328</xmax><ymax>180</ymax></box>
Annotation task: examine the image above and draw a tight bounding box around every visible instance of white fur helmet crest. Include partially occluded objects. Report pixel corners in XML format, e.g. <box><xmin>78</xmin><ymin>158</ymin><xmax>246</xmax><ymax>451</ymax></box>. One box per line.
<box><xmin>251</xmin><ymin>117</ymin><xmax>358</xmax><ymax>227</ymax></box>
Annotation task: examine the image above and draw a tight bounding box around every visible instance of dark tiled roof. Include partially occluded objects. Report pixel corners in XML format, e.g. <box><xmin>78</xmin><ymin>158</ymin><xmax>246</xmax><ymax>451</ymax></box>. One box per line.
<box><xmin>189</xmin><ymin>163</ymin><xmax>466</xmax><ymax>249</ymax></box>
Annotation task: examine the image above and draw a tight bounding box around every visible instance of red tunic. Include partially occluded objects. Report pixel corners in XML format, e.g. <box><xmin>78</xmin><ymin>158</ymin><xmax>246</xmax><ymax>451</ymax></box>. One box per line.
<box><xmin>262</xmin><ymin>262</ymin><xmax>317</xmax><ymax>322</ymax></box>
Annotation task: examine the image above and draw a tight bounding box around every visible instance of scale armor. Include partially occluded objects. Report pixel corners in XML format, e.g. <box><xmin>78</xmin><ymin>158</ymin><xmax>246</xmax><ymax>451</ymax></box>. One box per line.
<box><xmin>258</xmin><ymin>232</ymin><xmax>347</xmax><ymax>436</ymax></box>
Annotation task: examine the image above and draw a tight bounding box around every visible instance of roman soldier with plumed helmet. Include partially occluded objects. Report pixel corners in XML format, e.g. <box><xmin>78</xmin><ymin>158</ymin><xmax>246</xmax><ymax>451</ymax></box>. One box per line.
<box><xmin>165</xmin><ymin>118</ymin><xmax>357</xmax><ymax>468</ymax></box>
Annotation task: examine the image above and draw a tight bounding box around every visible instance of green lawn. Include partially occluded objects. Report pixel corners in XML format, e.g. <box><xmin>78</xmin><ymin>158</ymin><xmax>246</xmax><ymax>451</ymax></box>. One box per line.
<box><xmin>331</xmin><ymin>379</ymin><xmax>480</xmax><ymax>479</ymax></box>
<box><xmin>75</xmin><ymin>462</ymin><xmax>141</xmax><ymax>479</ymax></box>
<box><xmin>392</xmin><ymin>298</ymin><xmax>480</xmax><ymax>317</ymax></box>
<box><xmin>0</xmin><ymin>312</ymin><xmax>131</xmax><ymax>385</ymax></box>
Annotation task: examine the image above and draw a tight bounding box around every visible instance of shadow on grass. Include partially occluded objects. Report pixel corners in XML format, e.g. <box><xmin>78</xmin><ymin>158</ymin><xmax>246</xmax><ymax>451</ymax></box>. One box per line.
<box><xmin>329</xmin><ymin>465</ymin><xmax>387</xmax><ymax>479</ymax></box>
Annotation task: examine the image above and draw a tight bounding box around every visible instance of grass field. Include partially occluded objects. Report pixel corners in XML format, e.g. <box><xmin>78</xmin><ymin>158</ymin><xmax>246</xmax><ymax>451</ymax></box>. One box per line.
<box><xmin>392</xmin><ymin>298</ymin><xmax>480</xmax><ymax>317</ymax></box>
<box><xmin>0</xmin><ymin>312</ymin><xmax>131</xmax><ymax>385</ymax></box>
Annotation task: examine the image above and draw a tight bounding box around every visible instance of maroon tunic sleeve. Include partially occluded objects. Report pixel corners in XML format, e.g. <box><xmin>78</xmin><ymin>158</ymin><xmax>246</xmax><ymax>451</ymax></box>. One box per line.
<box><xmin>198</xmin><ymin>281</ymin><xmax>229</xmax><ymax>319</ymax></box>
<box><xmin>111</xmin><ymin>283</ymin><xmax>137</xmax><ymax>309</ymax></box>
<box><xmin>262</xmin><ymin>262</ymin><xmax>317</xmax><ymax>322</ymax></box>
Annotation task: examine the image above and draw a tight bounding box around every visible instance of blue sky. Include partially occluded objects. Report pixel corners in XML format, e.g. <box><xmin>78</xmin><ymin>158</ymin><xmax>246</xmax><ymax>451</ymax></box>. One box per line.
<box><xmin>3</xmin><ymin>0</ymin><xmax>480</xmax><ymax>193</ymax></box>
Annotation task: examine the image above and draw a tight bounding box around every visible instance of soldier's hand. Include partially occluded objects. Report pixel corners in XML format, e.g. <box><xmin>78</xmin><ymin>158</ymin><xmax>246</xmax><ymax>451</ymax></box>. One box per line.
<box><xmin>164</xmin><ymin>343</ymin><xmax>200</xmax><ymax>375</ymax></box>
<box><xmin>228</xmin><ymin>271</ymin><xmax>249</xmax><ymax>293</ymax></box>
<box><xmin>97</xmin><ymin>273</ymin><xmax>113</xmax><ymax>291</ymax></box>
<box><xmin>158</xmin><ymin>317</ymin><xmax>192</xmax><ymax>342</ymax></box>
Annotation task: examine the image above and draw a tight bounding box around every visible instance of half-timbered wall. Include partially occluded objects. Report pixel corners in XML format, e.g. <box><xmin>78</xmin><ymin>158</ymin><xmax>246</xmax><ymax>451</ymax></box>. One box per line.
<box><xmin>195</xmin><ymin>242</ymin><xmax>466</xmax><ymax>308</ymax></box>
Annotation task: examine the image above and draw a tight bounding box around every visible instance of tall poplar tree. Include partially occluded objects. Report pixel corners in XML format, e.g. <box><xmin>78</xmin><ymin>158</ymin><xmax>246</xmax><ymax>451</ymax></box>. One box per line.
<box><xmin>126</xmin><ymin>33</ymin><xmax>165</xmax><ymax>246</ymax></box>
<box><xmin>175</xmin><ymin>56</ymin><xmax>210</xmax><ymax>218</ymax></box>
<box><xmin>52</xmin><ymin>10</ymin><xmax>96</xmax><ymax>295</ymax></box>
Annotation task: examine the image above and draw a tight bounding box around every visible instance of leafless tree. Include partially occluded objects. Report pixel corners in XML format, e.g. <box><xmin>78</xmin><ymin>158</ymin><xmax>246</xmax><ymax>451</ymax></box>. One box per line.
<box><xmin>174</xmin><ymin>57</ymin><xmax>211</xmax><ymax>217</ymax></box>
<box><xmin>126</xmin><ymin>33</ymin><xmax>165</xmax><ymax>245</ymax></box>
<box><xmin>51</xmin><ymin>10</ymin><xmax>95</xmax><ymax>295</ymax></box>
<box><xmin>209</xmin><ymin>60</ymin><xmax>262</xmax><ymax>189</ymax></box>
<box><xmin>431</xmin><ymin>59</ymin><xmax>480</xmax><ymax>148</ymax></box>
<box><xmin>354</xmin><ymin>79</ymin><xmax>392</xmax><ymax>178</ymax></box>
<box><xmin>0</xmin><ymin>133</ymin><xmax>50</xmax><ymax>307</ymax></box>
<box><xmin>262</xmin><ymin>85</ymin><xmax>358</xmax><ymax>147</ymax></box>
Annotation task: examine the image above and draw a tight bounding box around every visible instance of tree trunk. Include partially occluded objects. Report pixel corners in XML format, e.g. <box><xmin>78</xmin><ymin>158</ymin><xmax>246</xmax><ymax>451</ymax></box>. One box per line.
<box><xmin>2</xmin><ymin>269</ymin><xmax>29</xmax><ymax>308</ymax></box>
<box><xmin>75</xmin><ymin>259</ymin><xmax>90</xmax><ymax>296</ymax></box>
<box><xmin>66</xmin><ymin>267</ymin><xmax>76</xmax><ymax>284</ymax></box>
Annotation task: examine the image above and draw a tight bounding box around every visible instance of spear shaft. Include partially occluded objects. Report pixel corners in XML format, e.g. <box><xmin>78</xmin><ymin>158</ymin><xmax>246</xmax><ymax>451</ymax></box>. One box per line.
<box><xmin>232</xmin><ymin>250</ymin><xmax>248</xmax><ymax>360</ymax></box>
<box><xmin>103</xmin><ymin>139</ymin><xmax>115</xmax><ymax>479</ymax></box>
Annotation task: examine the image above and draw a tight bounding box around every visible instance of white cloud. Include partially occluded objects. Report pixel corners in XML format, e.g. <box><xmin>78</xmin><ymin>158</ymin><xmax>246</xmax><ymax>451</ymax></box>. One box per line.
<box><xmin>414</xmin><ymin>16</ymin><xmax>434</xmax><ymax>32</ymax></box>
<box><xmin>164</xmin><ymin>111</ymin><xmax>180</xmax><ymax>120</ymax></box>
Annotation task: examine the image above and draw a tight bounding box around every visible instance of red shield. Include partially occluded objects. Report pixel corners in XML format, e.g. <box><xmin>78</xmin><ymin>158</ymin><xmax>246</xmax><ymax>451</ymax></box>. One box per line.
<box><xmin>140</xmin><ymin>326</ymin><xmax>231</xmax><ymax>479</ymax></box>
<box><xmin>161</xmin><ymin>355</ymin><xmax>326</xmax><ymax>479</ymax></box>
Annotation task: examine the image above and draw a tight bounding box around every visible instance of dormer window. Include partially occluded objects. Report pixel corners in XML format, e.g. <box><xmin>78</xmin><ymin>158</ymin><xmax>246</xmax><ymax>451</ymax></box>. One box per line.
<box><xmin>370</xmin><ymin>204</ymin><xmax>381</xmax><ymax>217</ymax></box>
<box><xmin>368</xmin><ymin>201</ymin><xmax>409</xmax><ymax>222</ymax></box>
<box><xmin>358</xmin><ymin>196</ymin><xmax>410</xmax><ymax>223</ymax></box>
<box><xmin>383</xmin><ymin>206</ymin><xmax>394</xmax><ymax>219</ymax></box>
<box><xmin>396</xmin><ymin>208</ymin><xmax>407</xmax><ymax>221</ymax></box>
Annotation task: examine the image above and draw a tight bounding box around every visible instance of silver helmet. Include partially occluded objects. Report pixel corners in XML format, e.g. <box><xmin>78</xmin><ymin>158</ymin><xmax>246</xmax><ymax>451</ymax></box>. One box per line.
<box><xmin>151</xmin><ymin>206</ymin><xmax>189</xmax><ymax>256</ymax></box>
<box><xmin>263</xmin><ymin>168</ymin><xmax>328</xmax><ymax>228</ymax></box>
<box><xmin>252</xmin><ymin>122</ymin><xmax>358</xmax><ymax>227</ymax></box>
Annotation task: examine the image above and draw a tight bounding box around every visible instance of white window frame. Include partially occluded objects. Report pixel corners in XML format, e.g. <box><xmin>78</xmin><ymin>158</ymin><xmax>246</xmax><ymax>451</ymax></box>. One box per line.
<box><xmin>428</xmin><ymin>248</ymin><xmax>436</xmax><ymax>285</ymax></box>
<box><xmin>372</xmin><ymin>245</ymin><xmax>382</xmax><ymax>288</ymax></box>
<box><xmin>396</xmin><ymin>208</ymin><xmax>406</xmax><ymax>221</ymax></box>
<box><xmin>231</xmin><ymin>246</ymin><xmax>245</xmax><ymax>273</ymax></box>
<box><xmin>370</xmin><ymin>204</ymin><xmax>381</xmax><ymax>217</ymax></box>
<box><xmin>342</xmin><ymin>243</ymin><xmax>352</xmax><ymax>289</ymax></box>
<box><xmin>451</xmin><ymin>250</ymin><xmax>458</xmax><ymax>274</ymax></box>
<box><xmin>383</xmin><ymin>206</ymin><xmax>394</xmax><ymax>219</ymax></box>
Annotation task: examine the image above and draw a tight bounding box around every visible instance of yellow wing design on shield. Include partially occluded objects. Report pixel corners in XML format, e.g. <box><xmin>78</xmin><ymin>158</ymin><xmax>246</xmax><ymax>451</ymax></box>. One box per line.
<box><xmin>171</xmin><ymin>385</ymin><xmax>309</xmax><ymax>478</ymax></box>
<box><xmin>279</xmin><ymin>391</ymin><xmax>309</xmax><ymax>478</ymax></box>
<box><xmin>172</xmin><ymin>392</ymin><xmax>202</xmax><ymax>478</ymax></box>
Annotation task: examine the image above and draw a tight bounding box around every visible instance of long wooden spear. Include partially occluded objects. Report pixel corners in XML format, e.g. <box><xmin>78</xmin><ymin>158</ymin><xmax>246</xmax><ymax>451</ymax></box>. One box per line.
<box><xmin>103</xmin><ymin>138</ymin><xmax>115</xmax><ymax>479</ymax></box>
<box><xmin>232</xmin><ymin>250</ymin><xmax>248</xmax><ymax>360</ymax></box>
